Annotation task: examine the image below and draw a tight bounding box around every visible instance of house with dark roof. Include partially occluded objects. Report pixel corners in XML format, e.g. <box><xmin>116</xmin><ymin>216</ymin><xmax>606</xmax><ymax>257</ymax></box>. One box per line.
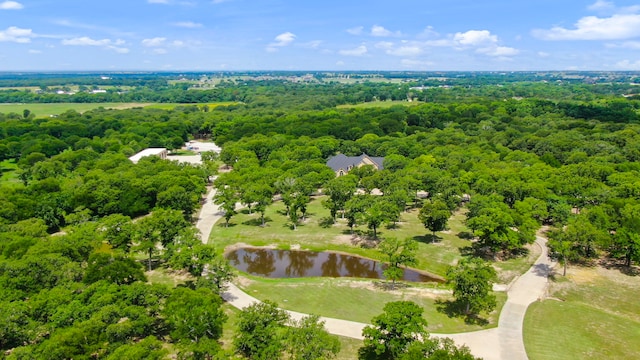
<box><xmin>326</xmin><ymin>153</ymin><xmax>385</xmax><ymax>176</ymax></box>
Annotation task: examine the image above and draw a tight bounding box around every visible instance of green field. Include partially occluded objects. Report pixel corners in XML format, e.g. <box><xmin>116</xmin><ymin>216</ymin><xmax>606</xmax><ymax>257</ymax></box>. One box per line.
<box><xmin>524</xmin><ymin>267</ymin><xmax>640</xmax><ymax>360</ymax></box>
<box><xmin>0</xmin><ymin>102</ymin><xmax>152</xmax><ymax>116</ymax></box>
<box><xmin>0</xmin><ymin>102</ymin><xmax>240</xmax><ymax>117</ymax></box>
<box><xmin>239</xmin><ymin>276</ymin><xmax>505</xmax><ymax>334</ymax></box>
<box><xmin>0</xmin><ymin>159</ymin><xmax>19</xmax><ymax>183</ymax></box>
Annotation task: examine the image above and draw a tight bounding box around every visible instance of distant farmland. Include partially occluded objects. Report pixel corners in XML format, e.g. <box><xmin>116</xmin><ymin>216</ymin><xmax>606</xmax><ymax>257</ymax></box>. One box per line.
<box><xmin>0</xmin><ymin>102</ymin><xmax>239</xmax><ymax>117</ymax></box>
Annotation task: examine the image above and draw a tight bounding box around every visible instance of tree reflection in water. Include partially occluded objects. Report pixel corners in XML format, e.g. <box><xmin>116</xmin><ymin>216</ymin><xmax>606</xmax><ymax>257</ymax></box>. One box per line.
<box><xmin>226</xmin><ymin>248</ymin><xmax>442</xmax><ymax>283</ymax></box>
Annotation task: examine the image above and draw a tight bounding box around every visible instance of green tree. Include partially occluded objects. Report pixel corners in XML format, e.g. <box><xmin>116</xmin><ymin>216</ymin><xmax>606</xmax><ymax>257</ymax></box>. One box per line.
<box><xmin>105</xmin><ymin>336</ymin><xmax>168</xmax><ymax>360</ymax></box>
<box><xmin>378</xmin><ymin>237</ymin><xmax>418</xmax><ymax>289</ymax></box>
<box><xmin>163</xmin><ymin>287</ymin><xmax>227</xmax><ymax>359</ymax></box>
<box><xmin>134</xmin><ymin>209</ymin><xmax>191</xmax><ymax>270</ymax></box>
<box><xmin>612</xmin><ymin>203</ymin><xmax>640</xmax><ymax>267</ymax></box>
<box><xmin>362</xmin><ymin>196</ymin><xmax>389</xmax><ymax>239</ymax></box>
<box><xmin>285</xmin><ymin>314</ymin><xmax>341</xmax><ymax>360</ymax></box>
<box><xmin>418</xmin><ymin>199</ymin><xmax>451</xmax><ymax>238</ymax></box>
<box><xmin>358</xmin><ymin>301</ymin><xmax>429</xmax><ymax>360</ymax></box>
<box><xmin>446</xmin><ymin>258</ymin><xmax>497</xmax><ymax>315</ymax></box>
<box><xmin>100</xmin><ymin>214</ymin><xmax>134</xmax><ymax>252</ymax></box>
<box><xmin>234</xmin><ymin>301</ymin><xmax>289</xmax><ymax>360</ymax></box>
<box><xmin>548</xmin><ymin>229</ymin><xmax>575</xmax><ymax>276</ymax></box>
<box><xmin>213</xmin><ymin>186</ymin><xmax>238</xmax><ymax>227</ymax></box>
<box><xmin>197</xmin><ymin>255</ymin><xmax>236</xmax><ymax>294</ymax></box>
<box><xmin>84</xmin><ymin>249</ymin><xmax>146</xmax><ymax>285</ymax></box>
<box><xmin>323</xmin><ymin>175</ymin><xmax>358</xmax><ymax>222</ymax></box>
<box><xmin>157</xmin><ymin>185</ymin><xmax>197</xmax><ymax>220</ymax></box>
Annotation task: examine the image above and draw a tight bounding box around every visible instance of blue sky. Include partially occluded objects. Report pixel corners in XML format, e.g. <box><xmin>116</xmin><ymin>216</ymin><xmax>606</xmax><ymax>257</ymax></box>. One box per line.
<box><xmin>2</xmin><ymin>0</ymin><xmax>640</xmax><ymax>71</ymax></box>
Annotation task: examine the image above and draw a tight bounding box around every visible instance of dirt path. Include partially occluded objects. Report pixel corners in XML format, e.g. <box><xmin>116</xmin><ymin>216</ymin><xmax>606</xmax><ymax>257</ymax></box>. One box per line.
<box><xmin>195</xmin><ymin>187</ymin><xmax>556</xmax><ymax>359</ymax></box>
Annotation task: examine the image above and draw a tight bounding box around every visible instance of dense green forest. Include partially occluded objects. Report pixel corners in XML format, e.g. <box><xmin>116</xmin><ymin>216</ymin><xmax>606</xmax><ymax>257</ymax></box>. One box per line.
<box><xmin>1</xmin><ymin>72</ymin><xmax>640</xmax><ymax>359</ymax></box>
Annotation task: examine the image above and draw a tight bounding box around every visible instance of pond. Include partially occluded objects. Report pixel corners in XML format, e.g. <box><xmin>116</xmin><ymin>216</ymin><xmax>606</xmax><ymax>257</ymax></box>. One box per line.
<box><xmin>226</xmin><ymin>248</ymin><xmax>443</xmax><ymax>283</ymax></box>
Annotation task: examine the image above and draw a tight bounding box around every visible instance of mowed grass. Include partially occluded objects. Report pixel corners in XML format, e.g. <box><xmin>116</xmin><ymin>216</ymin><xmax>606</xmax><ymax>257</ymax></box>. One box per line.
<box><xmin>0</xmin><ymin>101</ymin><xmax>240</xmax><ymax>117</ymax></box>
<box><xmin>0</xmin><ymin>159</ymin><xmax>19</xmax><ymax>183</ymax></box>
<box><xmin>239</xmin><ymin>276</ymin><xmax>505</xmax><ymax>334</ymax></box>
<box><xmin>0</xmin><ymin>102</ymin><xmax>153</xmax><ymax>116</ymax></box>
<box><xmin>524</xmin><ymin>266</ymin><xmax>640</xmax><ymax>360</ymax></box>
<box><xmin>337</xmin><ymin>100</ymin><xmax>422</xmax><ymax>109</ymax></box>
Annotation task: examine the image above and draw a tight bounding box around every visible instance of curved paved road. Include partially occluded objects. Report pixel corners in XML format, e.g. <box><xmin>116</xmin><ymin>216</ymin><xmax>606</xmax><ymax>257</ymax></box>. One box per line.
<box><xmin>195</xmin><ymin>186</ymin><xmax>556</xmax><ymax>359</ymax></box>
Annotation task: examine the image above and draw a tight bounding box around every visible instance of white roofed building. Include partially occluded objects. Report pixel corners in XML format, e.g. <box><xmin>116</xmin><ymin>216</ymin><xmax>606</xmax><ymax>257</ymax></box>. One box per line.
<box><xmin>128</xmin><ymin>148</ymin><xmax>168</xmax><ymax>164</ymax></box>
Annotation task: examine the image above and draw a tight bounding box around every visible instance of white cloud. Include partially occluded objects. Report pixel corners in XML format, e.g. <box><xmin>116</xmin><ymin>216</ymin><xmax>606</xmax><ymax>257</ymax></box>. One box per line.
<box><xmin>533</xmin><ymin>14</ymin><xmax>640</xmax><ymax>40</ymax></box>
<box><xmin>273</xmin><ymin>32</ymin><xmax>295</xmax><ymax>45</ymax></box>
<box><xmin>387</xmin><ymin>46</ymin><xmax>423</xmax><ymax>57</ymax></box>
<box><xmin>148</xmin><ymin>0</ymin><xmax>169</xmax><ymax>3</ymax></box>
<box><xmin>142</xmin><ymin>37</ymin><xmax>167</xmax><ymax>47</ymax></box>
<box><xmin>453</xmin><ymin>30</ymin><xmax>498</xmax><ymax>46</ymax></box>
<box><xmin>607</xmin><ymin>40</ymin><xmax>640</xmax><ymax>49</ymax></box>
<box><xmin>266</xmin><ymin>32</ymin><xmax>295</xmax><ymax>51</ymax></box>
<box><xmin>347</xmin><ymin>26</ymin><xmax>363</xmax><ymax>35</ymax></box>
<box><xmin>63</xmin><ymin>37</ymin><xmax>112</xmax><ymax>46</ymax></box>
<box><xmin>28</xmin><ymin>49</ymin><xmax>41</xmax><ymax>54</ymax></box>
<box><xmin>0</xmin><ymin>26</ymin><xmax>33</xmax><ymax>43</ymax></box>
<box><xmin>477</xmin><ymin>46</ymin><xmax>519</xmax><ymax>57</ymax></box>
<box><xmin>153</xmin><ymin>48</ymin><xmax>168</xmax><ymax>54</ymax></box>
<box><xmin>537</xmin><ymin>51</ymin><xmax>550</xmax><ymax>57</ymax></box>
<box><xmin>371</xmin><ymin>25</ymin><xmax>401</xmax><ymax>37</ymax></box>
<box><xmin>339</xmin><ymin>45</ymin><xmax>367</xmax><ymax>56</ymax></box>
<box><xmin>587</xmin><ymin>0</ymin><xmax>640</xmax><ymax>15</ymax></box>
<box><xmin>375</xmin><ymin>41</ymin><xmax>394</xmax><ymax>50</ymax></box>
<box><xmin>172</xmin><ymin>21</ymin><xmax>203</xmax><ymax>28</ymax></box>
<box><xmin>0</xmin><ymin>1</ymin><xmax>22</xmax><ymax>10</ymax></box>
<box><xmin>62</xmin><ymin>36</ymin><xmax>128</xmax><ymax>53</ymax></box>
<box><xmin>615</xmin><ymin>59</ymin><xmax>640</xmax><ymax>69</ymax></box>
<box><xmin>417</xmin><ymin>26</ymin><xmax>439</xmax><ymax>39</ymax></box>
<box><xmin>300</xmin><ymin>40</ymin><xmax>322</xmax><ymax>49</ymax></box>
<box><xmin>588</xmin><ymin>0</ymin><xmax>614</xmax><ymax>12</ymax></box>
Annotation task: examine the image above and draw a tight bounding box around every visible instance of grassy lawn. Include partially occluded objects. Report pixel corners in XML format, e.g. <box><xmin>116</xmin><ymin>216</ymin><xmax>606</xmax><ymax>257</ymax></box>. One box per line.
<box><xmin>492</xmin><ymin>241</ymin><xmax>541</xmax><ymax>284</ymax></box>
<box><xmin>237</xmin><ymin>275</ymin><xmax>505</xmax><ymax>334</ymax></box>
<box><xmin>524</xmin><ymin>266</ymin><xmax>640</xmax><ymax>360</ymax></box>
<box><xmin>337</xmin><ymin>100</ymin><xmax>423</xmax><ymax>109</ymax></box>
<box><xmin>0</xmin><ymin>101</ymin><xmax>240</xmax><ymax>117</ymax></box>
<box><xmin>0</xmin><ymin>159</ymin><xmax>19</xmax><ymax>183</ymax></box>
<box><xmin>0</xmin><ymin>102</ymin><xmax>153</xmax><ymax>116</ymax></box>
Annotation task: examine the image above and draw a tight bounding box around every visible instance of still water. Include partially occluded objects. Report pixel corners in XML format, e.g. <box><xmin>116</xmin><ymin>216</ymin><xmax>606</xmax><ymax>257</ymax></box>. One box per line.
<box><xmin>226</xmin><ymin>248</ymin><xmax>443</xmax><ymax>283</ymax></box>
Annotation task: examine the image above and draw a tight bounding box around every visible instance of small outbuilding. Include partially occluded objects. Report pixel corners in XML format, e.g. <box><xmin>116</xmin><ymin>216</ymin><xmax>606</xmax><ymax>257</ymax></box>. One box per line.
<box><xmin>326</xmin><ymin>153</ymin><xmax>384</xmax><ymax>176</ymax></box>
<box><xmin>129</xmin><ymin>148</ymin><xmax>168</xmax><ymax>164</ymax></box>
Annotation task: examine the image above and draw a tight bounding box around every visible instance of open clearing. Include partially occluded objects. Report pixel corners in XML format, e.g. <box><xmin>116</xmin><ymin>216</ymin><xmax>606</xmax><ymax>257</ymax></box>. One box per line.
<box><xmin>523</xmin><ymin>265</ymin><xmax>640</xmax><ymax>360</ymax></box>
<box><xmin>237</xmin><ymin>275</ymin><xmax>505</xmax><ymax>334</ymax></box>
<box><xmin>0</xmin><ymin>101</ymin><xmax>239</xmax><ymax>117</ymax></box>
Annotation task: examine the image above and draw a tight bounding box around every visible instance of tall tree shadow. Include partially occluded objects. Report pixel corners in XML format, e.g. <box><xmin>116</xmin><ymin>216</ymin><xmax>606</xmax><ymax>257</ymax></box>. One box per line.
<box><xmin>435</xmin><ymin>299</ymin><xmax>489</xmax><ymax>326</ymax></box>
<box><xmin>242</xmin><ymin>217</ymin><xmax>272</xmax><ymax>226</ymax></box>
<box><xmin>413</xmin><ymin>234</ymin><xmax>442</xmax><ymax>244</ymax></box>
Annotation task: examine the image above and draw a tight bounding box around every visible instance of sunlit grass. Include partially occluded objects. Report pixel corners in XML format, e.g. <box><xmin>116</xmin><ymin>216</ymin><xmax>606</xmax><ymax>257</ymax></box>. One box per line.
<box><xmin>524</xmin><ymin>267</ymin><xmax>640</xmax><ymax>360</ymax></box>
<box><xmin>239</xmin><ymin>275</ymin><xmax>505</xmax><ymax>333</ymax></box>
